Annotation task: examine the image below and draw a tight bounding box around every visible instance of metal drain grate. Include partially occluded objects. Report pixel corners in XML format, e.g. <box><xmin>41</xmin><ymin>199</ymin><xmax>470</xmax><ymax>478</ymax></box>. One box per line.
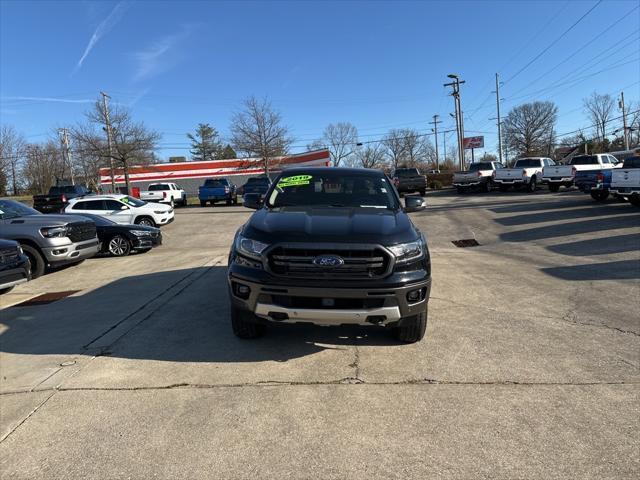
<box><xmin>452</xmin><ymin>239</ymin><xmax>480</xmax><ymax>248</ymax></box>
<box><xmin>15</xmin><ymin>290</ymin><xmax>81</xmax><ymax>307</ymax></box>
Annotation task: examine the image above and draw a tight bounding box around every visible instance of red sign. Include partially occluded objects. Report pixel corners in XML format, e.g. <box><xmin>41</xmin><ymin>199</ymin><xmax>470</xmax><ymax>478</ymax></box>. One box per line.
<box><xmin>463</xmin><ymin>136</ymin><xmax>484</xmax><ymax>149</ymax></box>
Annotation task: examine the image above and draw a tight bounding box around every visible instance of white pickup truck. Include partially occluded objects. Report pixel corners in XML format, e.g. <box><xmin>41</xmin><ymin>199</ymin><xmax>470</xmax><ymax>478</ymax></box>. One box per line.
<box><xmin>542</xmin><ymin>154</ymin><xmax>621</xmax><ymax>192</ymax></box>
<box><xmin>493</xmin><ymin>157</ymin><xmax>552</xmax><ymax>193</ymax></box>
<box><xmin>453</xmin><ymin>161</ymin><xmax>503</xmax><ymax>193</ymax></box>
<box><xmin>610</xmin><ymin>155</ymin><xmax>640</xmax><ymax>207</ymax></box>
<box><xmin>140</xmin><ymin>183</ymin><xmax>187</xmax><ymax>207</ymax></box>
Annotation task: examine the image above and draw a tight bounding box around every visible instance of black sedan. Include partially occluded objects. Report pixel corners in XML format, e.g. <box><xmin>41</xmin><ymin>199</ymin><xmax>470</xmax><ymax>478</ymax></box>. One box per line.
<box><xmin>0</xmin><ymin>238</ymin><xmax>31</xmax><ymax>294</ymax></box>
<box><xmin>74</xmin><ymin>214</ymin><xmax>162</xmax><ymax>257</ymax></box>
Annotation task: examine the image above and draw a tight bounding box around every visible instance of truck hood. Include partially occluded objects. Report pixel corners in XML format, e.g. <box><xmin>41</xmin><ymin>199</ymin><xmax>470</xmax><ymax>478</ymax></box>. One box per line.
<box><xmin>243</xmin><ymin>207</ymin><xmax>418</xmax><ymax>244</ymax></box>
<box><xmin>8</xmin><ymin>214</ymin><xmax>91</xmax><ymax>226</ymax></box>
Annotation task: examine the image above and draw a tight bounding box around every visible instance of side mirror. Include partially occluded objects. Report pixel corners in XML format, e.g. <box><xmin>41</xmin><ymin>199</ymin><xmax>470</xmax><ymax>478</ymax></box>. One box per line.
<box><xmin>120</xmin><ymin>205</ymin><xmax>129</xmax><ymax>210</ymax></box>
<box><xmin>404</xmin><ymin>195</ymin><xmax>426</xmax><ymax>213</ymax></box>
<box><xmin>243</xmin><ymin>193</ymin><xmax>263</xmax><ymax>210</ymax></box>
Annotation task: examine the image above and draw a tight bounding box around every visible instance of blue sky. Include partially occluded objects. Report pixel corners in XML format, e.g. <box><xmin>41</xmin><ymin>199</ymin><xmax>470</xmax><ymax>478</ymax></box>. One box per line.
<box><xmin>1</xmin><ymin>0</ymin><xmax>639</xmax><ymax>160</ymax></box>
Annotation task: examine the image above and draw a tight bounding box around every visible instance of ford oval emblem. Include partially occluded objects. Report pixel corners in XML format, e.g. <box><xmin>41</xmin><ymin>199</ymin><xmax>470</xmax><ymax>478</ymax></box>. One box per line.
<box><xmin>313</xmin><ymin>254</ymin><xmax>344</xmax><ymax>267</ymax></box>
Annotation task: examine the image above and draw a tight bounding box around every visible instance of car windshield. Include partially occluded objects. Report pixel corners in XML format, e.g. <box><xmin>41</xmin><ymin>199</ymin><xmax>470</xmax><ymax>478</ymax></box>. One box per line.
<box><xmin>247</xmin><ymin>178</ymin><xmax>270</xmax><ymax>184</ymax></box>
<box><xmin>570</xmin><ymin>155</ymin><xmax>599</xmax><ymax>165</ymax></box>
<box><xmin>148</xmin><ymin>184</ymin><xmax>170</xmax><ymax>191</ymax></box>
<box><xmin>514</xmin><ymin>159</ymin><xmax>542</xmax><ymax>167</ymax></box>
<box><xmin>77</xmin><ymin>213</ymin><xmax>116</xmax><ymax>226</ymax></box>
<box><xmin>266</xmin><ymin>171</ymin><xmax>399</xmax><ymax>209</ymax></box>
<box><xmin>50</xmin><ymin>186</ymin><xmax>80</xmax><ymax>194</ymax></box>
<box><xmin>204</xmin><ymin>179</ymin><xmax>227</xmax><ymax>187</ymax></box>
<box><xmin>395</xmin><ymin>169</ymin><xmax>419</xmax><ymax>177</ymax></box>
<box><xmin>623</xmin><ymin>156</ymin><xmax>640</xmax><ymax>168</ymax></box>
<box><xmin>0</xmin><ymin>199</ymin><xmax>41</xmax><ymax>219</ymax></box>
<box><xmin>469</xmin><ymin>162</ymin><xmax>493</xmax><ymax>171</ymax></box>
<box><xmin>120</xmin><ymin>196</ymin><xmax>146</xmax><ymax>207</ymax></box>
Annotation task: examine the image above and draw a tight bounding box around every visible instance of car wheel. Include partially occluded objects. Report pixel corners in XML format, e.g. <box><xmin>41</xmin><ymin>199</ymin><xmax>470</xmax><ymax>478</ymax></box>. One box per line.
<box><xmin>527</xmin><ymin>176</ymin><xmax>537</xmax><ymax>193</ymax></box>
<box><xmin>182</xmin><ymin>196</ymin><xmax>188</xmax><ymax>207</ymax></box>
<box><xmin>231</xmin><ymin>304</ymin><xmax>266</xmax><ymax>339</ymax></box>
<box><xmin>135</xmin><ymin>217</ymin><xmax>156</xmax><ymax>227</ymax></box>
<box><xmin>629</xmin><ymin>194</ymin><xmax>640</xmax><ymax>207</ymax></box>
<box><xmin>169</xmin><ymin>199</ymin><xmax>175</xmax><ymax>208</ymax></box>
<box><xmin>200</xmin><ymin>200</ymin><xmax>206</xmax><ymax>207</ymax></box>
<box><xmin>233</xmin><ymin>195</ymin><xmax>238</xmax><ymax>205</ymax></box>
<box><xmin>590</xmin><ymin>190</ymin><xmax>609</xmax><ymax>202</ymax></box>
<box><xmin>484</xmin><ymin>181</ymin><xmax>492</xmax><ymax>193</ymax></box>
<box><xmin>0</xmin><ymin>286</ymin><xmax>14</xmax><ymax>295</ymax></box>
<box><xmin>226</xmin><ymin>198</ymin><xmax>232</xmax><ymax>206</ymax></box>
<box><xmin>393</xmin><ymin>308</ymin><xmax>428</xmax><ymax>343</ymax></box>
<box><xmin>21</xmin><ymin>244</ymin><xmax>46</xmax><ymax>279</ymax></box>
<box><xmin>548</xmin><ymin>183</ymin><xmax>560</xmax><ymax>192</ymax></box>
<box><xmin>107</xmin><ymin>235</ymin><xmax>131</xmax><ymax>256</ymax></box>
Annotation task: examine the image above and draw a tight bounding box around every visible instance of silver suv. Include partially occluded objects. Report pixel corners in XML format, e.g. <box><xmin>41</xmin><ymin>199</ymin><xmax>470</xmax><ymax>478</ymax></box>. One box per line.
<box><xmin>0</xmin><ymin>199</ymin><xmax>100</xmax><ymax>278</ymax></box>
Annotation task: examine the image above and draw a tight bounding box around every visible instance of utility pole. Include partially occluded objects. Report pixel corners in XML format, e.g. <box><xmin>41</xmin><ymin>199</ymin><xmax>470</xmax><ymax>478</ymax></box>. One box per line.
<box><xmin>429</xmin><ymin>114</ymin><xmax>442</xmax><ymax>172</ymax></box>
<box><xmin>101</xmin><ymin>91</ymin><xmax>117</xmax><ymax>193</ymax></box>
<box><xmin>619</xmin><ymin>91</ymin><xmax>630</xmax><ymax>151</ymax></box>
<box><xmin>58</xmin><ymin>128</ymin><xmax>75</xmax><ymax>185</ymax></box>
<box><xmin>494</xmin><ymin>73</ymin><xmax>503</xmax><ymax>164</ymax></box>
<box><xmin>444</xmin><ymin>74</ymin><xmax>466</xmax><ymax>170</ymax></box>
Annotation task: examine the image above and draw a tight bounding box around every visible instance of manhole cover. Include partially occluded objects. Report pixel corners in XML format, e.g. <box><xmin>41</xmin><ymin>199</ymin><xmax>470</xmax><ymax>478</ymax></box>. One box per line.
<box><xmin>15</xmin><ymin>290</ymin><xmax>81</xmax><ymax>307</ymax></box>
<box><xmin>452</xmin><ymin>239</ymin><xmax>480</xmax><ymax>248</ymax></box>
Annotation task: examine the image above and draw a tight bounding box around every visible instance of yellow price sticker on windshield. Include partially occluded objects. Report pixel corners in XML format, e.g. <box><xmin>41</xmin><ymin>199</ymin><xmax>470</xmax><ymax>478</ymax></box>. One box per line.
<box><xmin>277</xmin><ymin>175</ymin><xmax>313</xmax><ymax>187</ymax></box>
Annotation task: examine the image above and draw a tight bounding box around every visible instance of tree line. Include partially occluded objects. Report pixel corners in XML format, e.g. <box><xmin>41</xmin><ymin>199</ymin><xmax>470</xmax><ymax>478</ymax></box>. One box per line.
<box><xmin>1</xmin><ymin>91</ymin><xmax>638</xmax><ymax>196</ymax></box>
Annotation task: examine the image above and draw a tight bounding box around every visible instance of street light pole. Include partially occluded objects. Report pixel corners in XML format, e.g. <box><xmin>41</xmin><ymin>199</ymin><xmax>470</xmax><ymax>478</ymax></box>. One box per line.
<box><xmin>444</xmin><ymin>74</ymin><xmax>466</xmax><ymax>171</ymax></box>
<box><xmin>429</xmin><ymin>114</ymin><xmax>442</xmax><ymax>172</ymax></box>
<box><xmin>494</xmin><ymin>73</ymin><xmax>504</xmax><ymax>165</ymax></box>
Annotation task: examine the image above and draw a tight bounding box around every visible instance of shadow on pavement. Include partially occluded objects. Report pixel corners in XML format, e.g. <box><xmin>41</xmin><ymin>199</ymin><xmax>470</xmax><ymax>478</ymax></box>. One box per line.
<box><xmin>495</xmin><ymin>203</ymin><xmax>638</xmax><ymax>227</ymax></box>
<box><xmin>547</xmin><ymin>233</ymin><xmax>640</xmax><ymax>257</ymax></box>
<box><xmin>541</xmin><ymin>260</ymin><xmax>640</xmax><ymax>281</ymax></box>
<box><xmin>500</xmin><ymin>215</ymin><xmax>640</xmax><ymax>243</ymax></box>
<box><xmin>0</xmin><ymin>266</ymin><xmax>399</xmax><ymax>364</ymax></box>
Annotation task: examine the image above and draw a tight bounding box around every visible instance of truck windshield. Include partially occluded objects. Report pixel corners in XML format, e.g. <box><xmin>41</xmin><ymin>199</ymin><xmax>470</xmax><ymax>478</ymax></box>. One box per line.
<box><xmin>0</xmin><ymin>199</ymin><xmax>41</xmax><ymax>219</ymax></box>
<box><xmin>469</xmin><ymin>162</ymin><xmax>492</xmax><ymax>171</ymax></box>
<box><xmin>570</xmin><ymin>156</ymin><xmax>599</xmax><ymax>165</ymax></box>
<box><xmin>148</xmin><ymin>184</ymin><xmax>170</xmax><ymax>191</ymax></box>
<box><xmin>204</xmin><ymin>179</ymin><xmax>227</xmax><ymax>187</ymax></box>
<box><xmin>395</xmin><ymin>169</ymin><xmax>419</xmax><ymax>177</ymax></box>
<box><xmin>49</xmin><ymin>186</ymin><xmax>81</xmax><ymax>194</ymax></box>
<box><xmin>514</xmin><ymin>159</ymin><xmax>542</xmax><ymax>167</ymax></box>
<box><xmin>267</xmin><ymin>171</ymin><xmax>399</xmax><ymax>210</ymax></box>
<box><xmin>246</xmin><ymin>178</ymin><xmax>270</xmax><ymax>184</ymax></box>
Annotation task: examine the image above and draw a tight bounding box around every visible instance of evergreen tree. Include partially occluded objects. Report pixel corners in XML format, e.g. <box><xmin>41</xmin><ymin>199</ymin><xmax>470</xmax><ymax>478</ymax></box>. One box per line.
<box><xmin>219</xmin><ymin>144</ymin><xmax>237</xmax><ymax>159</ymax></box>
<box><xmin>187</xmin><ymin>123</ymin><xmax>222</xmax><ymax>161</ymax></box>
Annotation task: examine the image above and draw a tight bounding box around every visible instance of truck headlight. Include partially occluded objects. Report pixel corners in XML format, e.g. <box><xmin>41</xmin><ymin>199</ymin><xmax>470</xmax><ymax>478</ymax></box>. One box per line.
<box><xmin>388</xmin><ymin>239</ymin><xmax>424</xmax><ymax>264</ymax></box>
<box><xmin>235</xmin><ymin>235</ymin><xmax>269</xmax><ymax>259</ymax></box>
<box><xmin>40</xmin><ymin>226</ymin><xmax>68</xmax><ymax>238</ymax></box>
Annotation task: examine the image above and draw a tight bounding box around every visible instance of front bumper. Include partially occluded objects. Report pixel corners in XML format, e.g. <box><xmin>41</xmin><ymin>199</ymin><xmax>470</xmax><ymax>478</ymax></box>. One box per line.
<box><xmin>132</xmin><ymin>233</ymin><xmax>162</xmax><ymax>250</ymax></box>
<box><xmin>228</xmin><ymin>273</ymin><xmax>431</xmax><ymax>327</ymax></box>
<box><xmin>42</xmin><ymin>238</ymin><xmax>100</xmax><ymax>265</ymax></box>
<box><xmin>156</xmin><ymin>214</ymin><xmax>175</xmax><ymax>226</ymax></box>
<box><xmin>0</xmin><ymin>255</ymin><xmax>31</xmax><ymax>290</ymax></box>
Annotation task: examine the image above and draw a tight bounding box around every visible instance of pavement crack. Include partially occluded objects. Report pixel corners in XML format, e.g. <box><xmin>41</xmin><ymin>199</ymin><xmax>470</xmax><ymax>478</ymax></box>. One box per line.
<box><xmin>562</xmin><ymin>312</ymin><xmax>640</xmax><ymax>337</ymax></box>
<box><xmin>0</xmin><ymin>390</ymin><xmax>56</xmax><ymax>444</ymax></box>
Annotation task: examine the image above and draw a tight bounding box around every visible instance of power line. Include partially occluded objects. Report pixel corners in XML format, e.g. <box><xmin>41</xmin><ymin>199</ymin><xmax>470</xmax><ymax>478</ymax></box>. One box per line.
<box><xmin>504</xmin><ymin>0</ymin><xmax>603</xmax><ymax>84</ymax></box>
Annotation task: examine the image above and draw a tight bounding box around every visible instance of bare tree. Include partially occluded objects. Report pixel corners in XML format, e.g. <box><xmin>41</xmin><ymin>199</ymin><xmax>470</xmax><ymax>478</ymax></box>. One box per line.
<box><xmin>230</xmin><ymin>96</ymin><xmax>293</xmax><ymax>175</ymax></box>
<box><xmin>399</xmin><ymin>128</ymin><xmax>436</xmax><ymax>167</ymax></box>
<box><xmin>503</xmin><ymin>101</ymin><xmax>558</xmax><ymax>157</ymax></box>
<box><xmin>313</xmin><ymin>122</ymin><xmax>359</xmax><ymax>167</ymax></box>
<box><xmin>0</xmin><ymin>125</ymin><xmax>26</xmax><ymax>195</ymax></box>
<box><xmin>382</xmin><ymin>129</ymin><xmax>408</xmax><ymax>169</ymax></box>
<box><xmin>21</xmin><ymin>141</ymin><xmax>64</xmax><ymax>194</ymax></box>
<box><xmin>354</xmin><ymin>143</ymin><xmax>386</xmax><ymax>169</ymax></box>
<box><xmin>72</xmin><ymin>99</ymin><xmax>161</xmax><ymax>193</ymax></box>
<box><xmin>583</xmin><ymin>92</ymin><xmax>615</xmax><ymax>146</ymax></box>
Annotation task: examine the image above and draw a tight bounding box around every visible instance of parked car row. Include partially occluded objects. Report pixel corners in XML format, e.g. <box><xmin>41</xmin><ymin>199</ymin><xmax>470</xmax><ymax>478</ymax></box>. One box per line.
<box><xmin>451</xmin><ymin>153</ymin><xmax>640</xmax><ymax>207</ymax></box>
<box><xmin>0</xmin><ymin>195</ymin><xmax>169</xmax><ymax>293</ymax></box>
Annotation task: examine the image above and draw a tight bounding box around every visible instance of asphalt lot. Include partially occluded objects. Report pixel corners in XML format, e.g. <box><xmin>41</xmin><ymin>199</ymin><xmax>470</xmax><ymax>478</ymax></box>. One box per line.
<box><xmin>1</xmin><ymin>189</ymin><xmax>639</xmax><ymax>479</ymax></box>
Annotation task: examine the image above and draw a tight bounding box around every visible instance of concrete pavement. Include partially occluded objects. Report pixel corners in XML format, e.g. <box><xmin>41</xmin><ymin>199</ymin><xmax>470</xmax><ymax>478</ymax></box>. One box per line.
<box><xmin>1</xmin><ymin>190</ymin><xmax>638</xmax><ymax>479</ymax></box>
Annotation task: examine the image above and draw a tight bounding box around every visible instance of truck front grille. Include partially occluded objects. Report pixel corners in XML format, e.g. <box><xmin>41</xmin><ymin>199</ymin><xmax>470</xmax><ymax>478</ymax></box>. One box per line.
<box><xmin>268</xmin><ymin>245</ymin><xmax>391</xmax><ymax>279</ymax></box>
<box><xmin>67</xmin><ymin>222</ymin><xmax>97</xmax><ymax>242</ymax></box>
<box><xmin>0</xmin><ymin>247</ymin><xmax>19</xmax><ymax>262</ymax></box>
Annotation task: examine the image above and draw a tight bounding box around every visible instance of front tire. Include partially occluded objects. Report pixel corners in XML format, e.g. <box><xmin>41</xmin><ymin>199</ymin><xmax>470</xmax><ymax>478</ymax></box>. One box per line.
<box><xmin>107</xmin><ymin>235</ymin><xmax>131</xmax><ymax>256</ymax></box>
<box><xmin>200</xmin><ymin>200</ymin><xmax>206</xmax><ymax>207</ymax></box>
<box><xmin>527</xmin><ymin>176</ymin><xmax>538</xmax><ymax>193</ymax></box>
<box><xmin>21</xmin><ymin>244</ymin><xmax>45</xmax><ymax>279</ymax></box>
<box><xmin>484</xmin><ymin>180</ymin><xmax>492</xmax><ymax>193</ymax></box>
<box><xmin>629</xmin><ymin>194</ymin><xmax>640</xmax><ymax>207</ymax></box>
<box><xmin>231</xmin><ymin>304</ymin><xmax>266</xmax><ymax>339</ymax></box>
<box><xmin>393</xmin><ymin>309</ymin><xmax>428</xmax><ymax>343</ymax></box>
<box><xmin>135</xmin><ymin>217</ymin><xmax>156</xmax><ymax>227</ymax></box>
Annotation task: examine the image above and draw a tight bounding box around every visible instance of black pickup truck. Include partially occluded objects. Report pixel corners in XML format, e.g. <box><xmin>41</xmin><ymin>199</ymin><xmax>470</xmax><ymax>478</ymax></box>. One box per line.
<box><xmin>228</xmin><ymin>167</ymin><xmax>431</xmax><ymax>343</ymax></box>
<box><xmin>33</xmin><ymin>185</ymin><xmax>93</xmax><ymax>213</ymax></box>
<box><xmin>392</xmin><ymin>168</ymin><xmax>428</xmax><ymax>195</ymax></box>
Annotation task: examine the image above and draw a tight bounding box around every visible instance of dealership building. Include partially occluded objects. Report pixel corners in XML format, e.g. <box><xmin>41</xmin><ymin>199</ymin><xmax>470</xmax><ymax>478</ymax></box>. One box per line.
<box><xmin>99</xmin><ymin>149</ymin><xmax>331</xmax><ymax>195</ymax></box>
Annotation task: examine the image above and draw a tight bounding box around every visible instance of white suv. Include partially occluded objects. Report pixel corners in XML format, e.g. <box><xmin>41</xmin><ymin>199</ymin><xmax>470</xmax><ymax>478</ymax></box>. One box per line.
<box><xmin>65</xmin><ymin>195</ymin><xmax>174</xmax><ymax>227</ymax></box>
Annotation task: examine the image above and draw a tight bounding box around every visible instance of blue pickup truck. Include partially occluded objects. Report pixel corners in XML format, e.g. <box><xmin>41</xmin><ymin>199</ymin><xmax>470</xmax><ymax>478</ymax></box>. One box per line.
<box><xmin>574</xmin><ymin>169</ymin><xmax>616</xmax><ymax>202</ymax></box>
<box><xmin>198</xmin><ymin>178</ymin><xmax>238</xmax><ymax>207</ymax></box>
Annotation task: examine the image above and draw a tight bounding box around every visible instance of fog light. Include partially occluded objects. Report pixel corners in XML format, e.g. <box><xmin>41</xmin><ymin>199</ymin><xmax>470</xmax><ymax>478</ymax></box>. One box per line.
<box><xmin>406</xmin><ymin>288</ymin><xmax>423</xmax><ymax>303</ymax></box>
<box><xmin>233</xmin><ymin>282</ymin><xmax>251</xmax><ymax>300</ymax></box>
<box><xmin>52</xmin><ymin>248</ymin><xmax>68</xmax><ymax>255</ymax></box>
